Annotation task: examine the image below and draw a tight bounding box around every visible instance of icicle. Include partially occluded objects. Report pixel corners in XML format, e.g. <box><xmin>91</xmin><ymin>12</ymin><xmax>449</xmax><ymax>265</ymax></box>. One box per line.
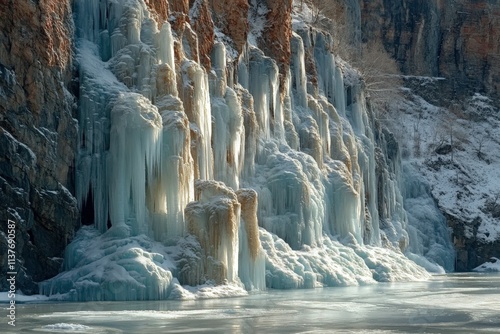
<box><xmin>237</xmin><ymin>189</ymin><xmax>266</xmax><ymax>290</ymax></box>
<box><xmin>247</xmin><ymin>48</ymin><xmax>283</xmax><ymax>141</ymax></box>
<box><xmin>108</xmin><ymin>93</ymin><xmax>162</xmax><ymax>235</ymax></box>
<box><xmin>334</xmin><ymin>66</ymin><xmax>347</xmax><ymax>116</ymax></box>
<box><xmin>290</xmin><ymin>33</ymin><xmax>307</xmax><ymax>109</ymax></box>
<box><xmin>179</xmin><ymin>60</ymin><xmax>213</xmax><ymax>180</ymax></box>
<box><xmin>157</xmin><ymin>22</ymin><xmax>176</xmax><ymax>72</ymax></box>
<box><xmin>313</xmin><ymin>32</ymin><xmax>336</xmax><ymax>104</ymax></box>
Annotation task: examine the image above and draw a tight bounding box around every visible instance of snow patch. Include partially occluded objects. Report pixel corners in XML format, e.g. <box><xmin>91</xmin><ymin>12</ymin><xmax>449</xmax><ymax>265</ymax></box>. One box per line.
<box><xmin>473</xmin><ymin>257</ymin><xmax>500</xmax><ymax>272</ymax></box>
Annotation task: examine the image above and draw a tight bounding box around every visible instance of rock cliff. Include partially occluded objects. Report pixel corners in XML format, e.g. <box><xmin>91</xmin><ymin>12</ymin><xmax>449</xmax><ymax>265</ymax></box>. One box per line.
<box><xmin>0</xmin><ymin>0</ymin><xmax>79</xmax><ymax>293</ymax></box>
<box><xmin>359</xmin><ymin>0</ymin><xmax>500</xmax><ymax>105</ymax></box>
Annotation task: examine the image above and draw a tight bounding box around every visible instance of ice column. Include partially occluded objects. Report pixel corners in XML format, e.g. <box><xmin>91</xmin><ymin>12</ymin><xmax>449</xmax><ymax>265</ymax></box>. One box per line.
<box><xmin>108</xmin><ymin>93</ymin><xmax>162</xmax><ymax>235</ymax></box>
<box><xmin>334</xmin><ymin>67</ymin><xmax>347</xmax><ymax>116</ymax></box>
<box><xmin>180</xmin><ymin>60</ymin><xmax>213</xmax><ymax>181</ymax></box>
<box><xmin>258</xmin><ymin>145</ymin><xmax>324</xmax><ymax>249</ymax></box>
<box><xmin>348</xmin><ymin>87</ymin><xmax>381</xmax><ymax>245</ymax></box>
<box><xmin>248</xmin><ymin>48</ymin><xmax>284</xmax><ymax>142</ymax></box>
<box><xmin>313</xmin><ymin>32</ymin><xmax>336</xmax><ymax>104</ymax></box>
<box><xmin>403</xmin><ymin>163</ymin><xmax>455</xmax><ymax>272</ymax></box>
<box><xmin>150</xmin><ymin>100</ymin><xmax>194</xmax><ymax>243</ymax></box>
<box><xmin>184</xmin><ymin>181</ymin><xmax>241</xmax><ymax>284</ymax></box>
<box><xmin>290</xmin><ymin>33</ymin><xmax>308</xmax><ymax>109</ymax></box>
<box><xmin>210</xmin><ymin>43</ymin><xmax>245</xmax><ymax>190</ymax></box>
<box><xmin>237</xmin><ymin>189</ymin><xmax>266</xmax><ymax>290</ymax></box>
<box><xmin>76</xmin><ymin>60</ymin><xmax>113</xmax><ymax>233</ymax></box>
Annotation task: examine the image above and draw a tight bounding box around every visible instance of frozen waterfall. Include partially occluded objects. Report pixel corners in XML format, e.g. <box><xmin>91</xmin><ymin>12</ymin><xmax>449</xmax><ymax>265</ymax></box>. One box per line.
<box><xmin>40</xmin><ymin>0</ymin><xmax>453</xmax><ymax>301</ymax></box>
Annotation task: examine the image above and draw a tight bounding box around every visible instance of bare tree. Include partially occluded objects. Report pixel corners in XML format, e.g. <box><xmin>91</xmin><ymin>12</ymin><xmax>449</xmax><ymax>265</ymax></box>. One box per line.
<box><xmin>438</xmin><ymin>106</ymin><xmax>467</xmax><ymax>162</ymax></box>
<box><xmin>353</xmin><ymin>42</ymin><xmax>403</xmax><ymax>112</ymax></box>
<box><xmin>305</xmin><ymin>0</ymin><xmax>338</xmax><ymax>24</ymax></box>
<box><xmin>471</xmin><ymin>125</ymin><xmax>490</xmax><ymax>160</ymax></box>
<box><xmin>413</xmin><ymin>117</ymin><xmax>422</xmax><ymax>158</ymax></box>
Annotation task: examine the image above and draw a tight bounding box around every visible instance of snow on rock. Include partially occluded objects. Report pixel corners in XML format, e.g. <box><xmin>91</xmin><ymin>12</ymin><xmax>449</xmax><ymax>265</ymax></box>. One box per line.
<box><xmin>387</xmin><ymin>88</ymin><xmax>500</xmax><ymax>244</ymax></box>
<box><xmin>473</xmin><ymin>257</ymin><xmax>500</xmax><ymax>272</ymax></box>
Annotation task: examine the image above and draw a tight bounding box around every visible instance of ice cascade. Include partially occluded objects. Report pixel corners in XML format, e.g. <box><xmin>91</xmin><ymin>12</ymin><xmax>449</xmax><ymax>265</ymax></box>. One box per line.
<box><xmin>40</xmin><ymin>0</ymin><xmax>454</xmax><ymax>301</ymax></box>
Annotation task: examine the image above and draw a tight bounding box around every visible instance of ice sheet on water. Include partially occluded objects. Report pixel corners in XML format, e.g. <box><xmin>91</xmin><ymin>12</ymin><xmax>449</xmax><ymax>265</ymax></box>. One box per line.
<box><xmin>41</xmin><ymin>323</ymin><xmax>92</xmax><ymax>332</ymax></box>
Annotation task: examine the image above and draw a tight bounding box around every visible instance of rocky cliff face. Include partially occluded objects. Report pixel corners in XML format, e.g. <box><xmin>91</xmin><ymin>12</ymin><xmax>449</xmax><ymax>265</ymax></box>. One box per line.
<box><xmin>257</xmin><ymin>0</ymin><xmax>293</xmax><ymax>88</ymax></box>
<box><xmin>0</xmin><ymin>0</ymin><xmax>79</xmax><ymax>293</ymax></box>
<box><xmin>359</xmin><ymin>0</ymin><xmax>500</xmax><ymax>105</ymax></box>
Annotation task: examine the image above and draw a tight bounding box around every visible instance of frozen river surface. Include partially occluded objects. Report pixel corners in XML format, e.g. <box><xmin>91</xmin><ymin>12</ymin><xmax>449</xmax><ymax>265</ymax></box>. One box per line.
<box><xmin>1</xmin><ymin>273</ymin><xmax>499</xmax><ymax>333</ymax></box>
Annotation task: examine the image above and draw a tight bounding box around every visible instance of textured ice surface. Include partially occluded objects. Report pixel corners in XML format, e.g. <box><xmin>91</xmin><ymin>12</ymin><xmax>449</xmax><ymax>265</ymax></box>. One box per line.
<box><xmin>261</xmin><ymin>229</ymin><xmax>429</xmax><ymax>289</ymax></box>
<box><xmin>39</xmin><ymin>226</ymin><xmax>176</xmax><ymax>301</ymax></box>
<box><xmin>41</xmin><ymin>323</ymin><xmax>92</xmax><ymax>332</ymax></box>
<box><xmin>473</xmin><ymin>257</ymin><xmax>500</xmax><ymax>272</ymax></box>
<box><xmin>41</xmin><ymin>0</ymin><xmax>455</xmax><ymax>301</ymax></box>
<box><xmin>403</xmin><ymin>163</ymin><xmax>455</xmax><ymax>272</ymax></box>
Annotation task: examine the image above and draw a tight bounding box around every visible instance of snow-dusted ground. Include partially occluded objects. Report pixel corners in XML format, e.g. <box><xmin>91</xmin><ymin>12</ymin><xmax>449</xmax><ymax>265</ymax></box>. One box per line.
<box><xmin>386</xmin><ymin>86</ymin><xmax>500</xmax><ymax>243</ymax></box>
<box><xmin>473</xmin><ymin>257</ymin><xmax>500</xmax><ymax>272</ymax></box>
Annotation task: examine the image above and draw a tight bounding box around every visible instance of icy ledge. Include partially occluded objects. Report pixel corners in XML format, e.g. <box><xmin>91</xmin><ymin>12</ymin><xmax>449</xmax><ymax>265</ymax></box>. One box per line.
<box><xmin>38</xmin><ymin>226</ymin><xmax>248</xmax><ymax>301</ymax></box>
<box><xmin>39</xmin><ymin>226</ymin><xmax>429</xmax><ymax>301</ymax></box>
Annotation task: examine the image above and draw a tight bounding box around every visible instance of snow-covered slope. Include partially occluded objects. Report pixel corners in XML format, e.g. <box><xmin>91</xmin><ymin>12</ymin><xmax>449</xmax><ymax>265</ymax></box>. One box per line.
<box><xmin>385</xmin><ymin>79</ymin><xmax>500</xmax><ymax>270</ymax></box>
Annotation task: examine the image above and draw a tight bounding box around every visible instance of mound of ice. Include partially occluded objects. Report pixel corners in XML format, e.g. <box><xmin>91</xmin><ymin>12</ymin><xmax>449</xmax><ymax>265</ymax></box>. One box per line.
<box><xmin>39</xmin><ymin>226</ymin><xmax>177</xmax><ymax>301</ymax></box>
<box><xmin>261</xmin><ymin>229</ymin><xmax>430</xmax><ymax>289</ymax></box>
<box><xmin>473</xmin><ymin>257</ymin><xmax>500</xmax><ymax>272</ymax></box>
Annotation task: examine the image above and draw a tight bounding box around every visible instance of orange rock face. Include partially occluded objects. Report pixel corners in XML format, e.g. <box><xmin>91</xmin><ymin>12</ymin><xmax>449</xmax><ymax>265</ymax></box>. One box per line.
<box><xmin>144</xmin><ymin>0</ymin><xmax>169</xmax><ymax>24</ymax></box>
<box><xmin>191</xmin><ymin>0</ymin><xmax>215</xmax><ymax>69</ymax></box>
<box><xmin>168</xmin><ymin>0</ymin><xmax>189</xmax><ymax>33</ymax></box>
<box><xmin>210</xmin><ymin>0</ymin><xmax>249</xmax><ymax>56</ymax></box>
<box><xmin>258</xmin><ymin>0</ymin><xmax>293</xmax><ymax>90</ymax></box>
<box><xmin>1</xmin><ymin>0</ymin><xmax>72</xmax><ymax>114</ymax></box>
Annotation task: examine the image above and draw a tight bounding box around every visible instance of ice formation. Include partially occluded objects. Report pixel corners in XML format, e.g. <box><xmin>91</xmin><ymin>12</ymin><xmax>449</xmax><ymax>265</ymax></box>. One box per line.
<box><xmin>41</xmin><ymin>0</ymin><xmax>454</xmax><ymax>301</ymax></box>
<box><xmin>473</xmin><ymin>257</ymin><xmax>500</xmax><ymax>272</ymax></box>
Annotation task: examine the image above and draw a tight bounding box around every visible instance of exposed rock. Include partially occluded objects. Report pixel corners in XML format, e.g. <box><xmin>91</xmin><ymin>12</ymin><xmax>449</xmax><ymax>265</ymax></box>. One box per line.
<box><xmin>190</xmin><ymin>0</ymin><xmax>215</xmax><ymax>69</ymax></box>
<box><xmin>209</xmin><ymin>0</ymin><xmax>249</xmax><ymax>56</ymax></box>
<box><xmin>360</xmin><ymin>0</ymin><xmax>500</xmax><ymax>106</ymax></box>
<box><xmin>444</xmin><ymin>212</ymin><xmax>500</xmax><ymax>271</ymax></box>
<box><xmin>257</xmin><ymin>0</ymin><xmax>293</xmax><ymax>90</ymax></box>
<box><xmin>168</xmin><ymin>0</ymin><xmax>190</xmax><ymax>35</ymax></box>
<box><xmin>435</xmin><ymin>144</ymin><xmax>453</xmax><ymax>155</ymax></box>
<box><xmin>170</xmin><ymin>0</ymin><xmax>189</xmax><ymax>15</ymax></box>
<box><xmin>144</xmin><ymin>0</ymin><xmax>169</xmax><ymax>24</ymax></box>
<box><xmin>0</xmin><ymin>0</ymin><xmax>79</xmax><ymax>293</ymax></box>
